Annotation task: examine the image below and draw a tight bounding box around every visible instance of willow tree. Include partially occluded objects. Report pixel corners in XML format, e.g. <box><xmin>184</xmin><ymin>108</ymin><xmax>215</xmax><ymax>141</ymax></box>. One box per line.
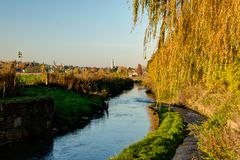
<box><xmin>133</xmin><ymin>0</ymin><xmax>181</xmax><ymax>52</ymax></box>
<box><xmin>132</xmin><ymin>1</ymin><xmax>240</xmax><ymax>159</ymax></box>
<box><xmin>132</xmin><ymin>0</ymin><xmax>184</xmax><ymax>103</ymax></box>
<box><xmin>132</xmin><ymin>0</ymin><xmax>240</xmax><ymax>103</ymax></box>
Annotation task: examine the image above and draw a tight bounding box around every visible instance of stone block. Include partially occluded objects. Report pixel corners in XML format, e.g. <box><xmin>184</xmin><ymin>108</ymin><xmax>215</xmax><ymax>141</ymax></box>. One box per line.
<box><xmin>0</xmin><ymin>97</ymin><xmax>54</xmax><ymax>146</ymax></box>
<box><xmin>5</xmin><ymin>128</ymin><xmax>22</xmax><ymax>140</ymax></box>
<box><xmin>46</xmin><ymin>121</ymin><xmax>51</xmax><ymax>130</ymax></box>
<box><xmin>14</xmin><ymin>117</ymin><xmax>22</xmax><ymax>128</ymax></box>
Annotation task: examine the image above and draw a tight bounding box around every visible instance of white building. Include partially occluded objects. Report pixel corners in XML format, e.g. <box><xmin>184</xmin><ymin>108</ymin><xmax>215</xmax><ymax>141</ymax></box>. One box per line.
<box><xmin>111</xmin><ymin>59</ymin><xmax>115</xmax><ymax>69</ymax></box>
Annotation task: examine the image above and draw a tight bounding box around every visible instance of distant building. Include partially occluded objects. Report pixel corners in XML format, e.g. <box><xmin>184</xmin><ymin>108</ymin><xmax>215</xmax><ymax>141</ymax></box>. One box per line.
<box><xmin>111</xmin><ymin>59</ymin><xmax>115</xmax><ymax>69</ymax></box>
<box><xmin>129</xmin><ymin>72</ymin><xmax>138</xmax><ymax>77</ymax></box>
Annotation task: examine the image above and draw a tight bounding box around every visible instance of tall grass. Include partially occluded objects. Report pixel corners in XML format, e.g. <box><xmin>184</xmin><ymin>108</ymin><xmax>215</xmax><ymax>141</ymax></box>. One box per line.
<box><xmin>0</xmin><ymin>62</ymin><xmax>16</xmax><ymax>97</ymax></box>
<box><xmin>48</xmin><ymin>71</ymin><xmax>133</xmax><ymax>97</ymax></box>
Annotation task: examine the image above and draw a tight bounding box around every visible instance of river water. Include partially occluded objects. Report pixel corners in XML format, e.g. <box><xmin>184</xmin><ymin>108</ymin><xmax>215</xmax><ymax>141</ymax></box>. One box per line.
<box><xmin>0</xmin><ymin>86</ymin><xmax>154</xmax><ymax>160</ymax></box>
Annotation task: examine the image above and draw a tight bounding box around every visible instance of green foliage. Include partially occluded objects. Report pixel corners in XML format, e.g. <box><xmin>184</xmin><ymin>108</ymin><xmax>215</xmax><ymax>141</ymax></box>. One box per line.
<box><xmin>196</xmin><ymin>114</ymin><xmax>236</xmax><ymax>159</ymax></box>
<box><xmin>111</xmin><ymin>107</ymin><xmax>185</xmax><ymax>160</ymax></box>
<box><xmin>132</xmin><ymin>0</ymin><xmax>240</xmax><ymax>159</ymax></box>
<box><xmin>48</xmin><ymin>72</ymin><xmax>134</xmax><ymax>97</ymax></box>
<box><xmin>16</xmin><ymin>74</ymin><xmax>45</xmax><ymax>85</ymax></box>
<box><xmin>0</xmin><ymin>95</ymin><xmax>48</xmax><ymax>104</ymax></box>
<box><xmin>223</xmin><ymin>56</ymin><xmax>240</xmax><ymax>92</ymax></box>
<box><xmin>193</xmin><ymin>94</ymin><xmax>240</xmax><ymax>160</ymax></box>
<box><xmin>133</xmin><ymin>0</ymin><xmax>240</xmax><ymax>103</ymax></box>
<box><xmin>20</xmin><ymin>86</ymin><xmax>103</xmax><ymax>123</ymax></box>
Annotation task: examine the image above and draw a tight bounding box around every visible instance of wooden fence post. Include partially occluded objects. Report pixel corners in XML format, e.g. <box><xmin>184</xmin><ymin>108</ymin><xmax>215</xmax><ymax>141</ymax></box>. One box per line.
<box><xmin>3</xmin><ymin>81</ymin><xmax>6</xmax><ymax>99</ymax></box>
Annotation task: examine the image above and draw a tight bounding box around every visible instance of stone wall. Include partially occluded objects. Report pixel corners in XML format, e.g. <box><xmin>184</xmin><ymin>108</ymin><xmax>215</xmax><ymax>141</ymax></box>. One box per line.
<box><xmin>0</xmin><ymin>61</ymin><xmax>16</xmax><ymax>98</ymax></box>
<box><xmin>0</xmin><ymin>97</ymin><xmax>54</xmax><ymax>146</ymax></box>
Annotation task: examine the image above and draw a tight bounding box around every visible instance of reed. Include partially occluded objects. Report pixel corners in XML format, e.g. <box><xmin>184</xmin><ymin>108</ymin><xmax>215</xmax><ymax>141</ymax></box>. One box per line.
<box><xmin>0</xmin><ymin>61</ymin><xmax>16</xmax><ymax>98</ymax></box>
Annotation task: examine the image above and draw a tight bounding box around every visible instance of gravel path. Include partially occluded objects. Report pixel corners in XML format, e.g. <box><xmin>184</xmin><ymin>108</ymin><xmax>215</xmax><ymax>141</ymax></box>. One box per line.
<box><xmin>167</xmin><ymin>105</ymin><xmax>207</xmax><ymax>160</ymax></box>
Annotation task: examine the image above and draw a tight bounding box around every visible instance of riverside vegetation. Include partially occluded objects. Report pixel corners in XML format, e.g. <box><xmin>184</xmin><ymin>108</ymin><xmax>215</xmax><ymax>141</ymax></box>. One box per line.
<box><xmin>18</xmin><ymin>86</ymin><xmax>106</xmax><ymax>133</ymax></box>
<box><xmin>1</xmin><ymin>66</ymin><xmax>134</xmax><ymax>135</ymax></box>
<box><xmin>131</xmin><ymin>0</ymin><xmax>240</xmax><ymax>159</ymax></box>
<box><xmin>111</xmin><ymin>106</ymin><xmax>186</xmax><ymax>160</ymax></box>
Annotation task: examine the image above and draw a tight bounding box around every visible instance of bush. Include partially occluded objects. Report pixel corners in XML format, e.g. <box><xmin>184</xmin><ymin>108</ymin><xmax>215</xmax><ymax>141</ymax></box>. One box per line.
<box><xmin>48</xmin><ymin>72</ymin><xmax>133</xmax><ymax>97</ymax></box>
<box><xmin>194</xmin><ymin>95</ymin><xmax>240</xmax><ymax>160</ymax></box>
<box><xmin>16</xmin><ymin>74</ymin><xmax>45</xmax><ymax>86</ymax></box>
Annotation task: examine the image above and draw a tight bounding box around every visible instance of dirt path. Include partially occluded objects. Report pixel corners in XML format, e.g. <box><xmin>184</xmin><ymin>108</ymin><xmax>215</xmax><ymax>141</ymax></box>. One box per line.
<box><xmin>167</xmin><ymin>105</ymin><xmax>207</xmax><ymax>160</ymax></box>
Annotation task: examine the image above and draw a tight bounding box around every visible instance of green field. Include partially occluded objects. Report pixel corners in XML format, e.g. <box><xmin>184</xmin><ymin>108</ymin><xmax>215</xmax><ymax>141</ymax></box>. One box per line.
<box><xmin>111</xmin><ymin>107</ymin><xmax>186</xmax><ymax>160</ymax></box>
<box><xmin>21</xmin><ymin>86</ymin><xmax>105</xmax><ymax>122</ymax></box>
<box><xmin>16</xmin><ymin>74</ymin><xmax>45</xmax><ymax>85</ymax></box>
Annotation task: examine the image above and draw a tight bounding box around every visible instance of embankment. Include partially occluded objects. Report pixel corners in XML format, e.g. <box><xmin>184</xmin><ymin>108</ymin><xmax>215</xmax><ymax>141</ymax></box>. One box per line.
<box><xmin>111</xmin><ymin>106</ymin><xmax>186</xmax><ymax>160</ymax></box>
<box><xmin>0</xmin><ymin>97</ymin><xmax>54</xmax><ymax>146</ymax></box>
<box><xmin>0</xmin><ymin>72</ymin><xmax>134</xmax><ymax>145</ymax></box>
<box><xmin>176</xmin><ymin>84</ymin><xmax>240</xmax><ymax>159</ymax></box>
<box><xmin>19</xmin><ymin>86</ymin><xmax>108</xmax><ymax>135</ymax></box>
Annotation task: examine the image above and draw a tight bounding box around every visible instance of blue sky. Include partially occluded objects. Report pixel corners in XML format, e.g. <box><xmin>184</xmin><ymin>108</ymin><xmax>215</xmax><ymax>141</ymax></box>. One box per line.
<box><xmin>0</xmin><ymin>0</ymin><xmax>155</xmax><ymax>67</ymax></box>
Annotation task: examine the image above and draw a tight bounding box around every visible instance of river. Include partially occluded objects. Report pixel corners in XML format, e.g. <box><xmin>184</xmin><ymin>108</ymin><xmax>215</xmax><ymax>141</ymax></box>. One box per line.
<box><xmin>0</xmin><ymin>86</ymin><xmax>154</xmax><ymax>160</ymax></box>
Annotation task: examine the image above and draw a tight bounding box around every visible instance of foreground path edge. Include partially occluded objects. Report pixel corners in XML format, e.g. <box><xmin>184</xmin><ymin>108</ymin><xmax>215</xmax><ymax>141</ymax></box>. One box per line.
<box><xmin>168</xmin><ymin>105</ymin><xmax>207</xmax><ymax>160</ymax></box>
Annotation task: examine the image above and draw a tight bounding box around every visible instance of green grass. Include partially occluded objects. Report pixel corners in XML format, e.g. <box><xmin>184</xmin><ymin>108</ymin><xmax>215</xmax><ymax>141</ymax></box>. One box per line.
<box><xmin>0</xmin><ymin>95</ymin><xmax>49</xmax><ymax>104</ymax></box>
<box><xmin>16</xmin><ymin>74</ymin><xmax>44</xmax><ymax>85</ymax></box>
<box><xmin>22</xmin><ymin>86</ymin><xmax>104</xmax><ymax>121</ymax></box>
<box><xmin>111</xmin><ymin>107</ymin><xmax>186</xmax><ymax>160</ymax></box>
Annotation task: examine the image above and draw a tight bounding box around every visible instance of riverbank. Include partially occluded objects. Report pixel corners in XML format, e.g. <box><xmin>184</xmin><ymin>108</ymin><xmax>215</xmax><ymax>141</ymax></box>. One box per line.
<box><xmin>147</xmin><ymin>107</ymin><xmax>159</xmax><ymax>131</ymax></box>
<box><xmin>169</xmin><ymin>84</ymin><xmax>240</xmax><ymax>159</ymax></box>
<box><xmin>20</xmin><ymin>86</ymin><xmax>109</xmax><ymax>135</ymax></box>
<box><xmin>0</xmin><ymin>85</ymin><xmax>153</xmax><ymax>160</ymax></box>
<box><xmin>145</xmin><ymin>84</ymin><xmax>240</xmax><ymax>159</ymax></box>
<box><xmin>165</xmin><ymin>104</ymin><xmax>207</xmax><ymax>160</ymax></box>
<box><xmin>0</xmin><ymin>96</ymin><xmax>54</xmax><ymax>146</ymax></box>
<box><xmin>0</xmin><ymin>86</ymin><xmax>106</xmax><ymax>138</ymax></box>
<box><xmin>0</xmin><ymin>70</ymin><xmax>134</xmax><ymax>146</ymax></box>
<box><xmin>111</xmin><ymin>105</ymin><xmax>186</xmax><ymax>160</ymax></box>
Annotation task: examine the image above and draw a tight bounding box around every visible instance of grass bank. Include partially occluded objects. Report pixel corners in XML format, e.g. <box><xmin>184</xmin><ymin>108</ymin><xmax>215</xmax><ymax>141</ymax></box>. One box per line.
<box><xmin>111</xmin><ymin>106</ymin><xmax>186</xmax><ymax>160</ymax></box>
<box><xmin>181</xmin><ymin>85</ymin><xmax>240</xmax><ymax>159</ymax></box>
<box><xmin>17</xmin><ymin>86</ymin><xmax>107</xmax><ymax>134</ymax></box>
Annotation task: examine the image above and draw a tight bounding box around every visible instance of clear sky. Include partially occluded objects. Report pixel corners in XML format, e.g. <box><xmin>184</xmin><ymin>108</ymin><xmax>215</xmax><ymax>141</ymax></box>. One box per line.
<box><xmin>0</xmin><ymin>0</ymin><xmax>155</xmax><ymax>67</ymax></box>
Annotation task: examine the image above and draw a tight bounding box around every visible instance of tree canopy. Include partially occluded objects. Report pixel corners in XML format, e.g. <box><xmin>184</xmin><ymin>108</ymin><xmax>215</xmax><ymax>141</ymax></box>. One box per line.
<box><xmin>132</xmin><ymin>0</ymin><xmax>240</xmax><ymax>101</ymax></box>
